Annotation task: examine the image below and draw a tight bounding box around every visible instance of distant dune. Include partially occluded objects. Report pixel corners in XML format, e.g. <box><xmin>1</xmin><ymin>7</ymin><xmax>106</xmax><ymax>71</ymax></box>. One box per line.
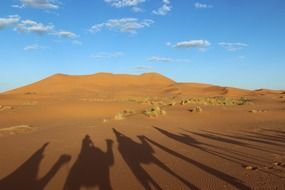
<box><xmin>3</xmin><ymin>72</ymin><xmax>283</xmax><ymax>97</ymax></box>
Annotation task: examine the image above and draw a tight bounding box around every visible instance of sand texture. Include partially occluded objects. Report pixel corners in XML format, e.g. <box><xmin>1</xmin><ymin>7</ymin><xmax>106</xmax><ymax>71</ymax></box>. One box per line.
<box><xmin>0</xmin><ymin>73</ymin><xmax>285</xmax><ymax>190</ymax></box>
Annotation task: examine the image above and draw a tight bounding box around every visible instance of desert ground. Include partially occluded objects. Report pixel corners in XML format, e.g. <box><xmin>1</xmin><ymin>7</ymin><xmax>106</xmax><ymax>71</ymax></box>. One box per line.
<box><xmin>0</xmin><ymin>73</ymin><xmax>285</xmax><ymax>190</ymax></box>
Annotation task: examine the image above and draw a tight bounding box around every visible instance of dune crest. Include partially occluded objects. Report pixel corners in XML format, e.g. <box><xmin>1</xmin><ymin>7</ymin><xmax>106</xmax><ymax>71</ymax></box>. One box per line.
<box><xmin>3</xmin><ymin>72</ymin><xmax>281</xmax><ymax>97</ymax></box>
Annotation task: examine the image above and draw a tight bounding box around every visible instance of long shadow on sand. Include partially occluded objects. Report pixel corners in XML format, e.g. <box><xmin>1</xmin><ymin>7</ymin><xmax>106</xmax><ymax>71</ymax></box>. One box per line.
<box><xmin>154</xmin><ymin>126</ymin><xmax>264</xmax><ymax>167</ymax></box>
<box><xmin>113</xmin><ymin>128</ymin><xmax>198</xmax><ymax>190</ymax></box>
<box><xmin>0</xmin><ymin>143</ymin><xmax>71</xmax><ymax>190</ymax></box>
<box><xmin>190</xmin><ymin>130</ymin><xmax>285</xmax><ymax>155</ymax></box>
<box><xmin>63</xmin><ymin>135</ymin><xmax>114</xmax><ymax>190</ymax></box>
<box><xmin>141</xmin><ymin>136</ymin><xmax>251</xmax><ymax>190</ymax></box>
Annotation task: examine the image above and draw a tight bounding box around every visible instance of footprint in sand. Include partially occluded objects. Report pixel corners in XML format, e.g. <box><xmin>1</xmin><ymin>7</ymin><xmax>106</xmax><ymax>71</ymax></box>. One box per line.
<box><xmin>0</xmin><ymin>125</ymin><xmax>35</xmax><ymax>136</ymax></box>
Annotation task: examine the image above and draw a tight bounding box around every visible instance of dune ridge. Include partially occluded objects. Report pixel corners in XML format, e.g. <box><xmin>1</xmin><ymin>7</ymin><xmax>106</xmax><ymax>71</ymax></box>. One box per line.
<box><xmin>3</xmin><ymin>72</ymin><xmax>283</xmax><ymax>97</ymax></box>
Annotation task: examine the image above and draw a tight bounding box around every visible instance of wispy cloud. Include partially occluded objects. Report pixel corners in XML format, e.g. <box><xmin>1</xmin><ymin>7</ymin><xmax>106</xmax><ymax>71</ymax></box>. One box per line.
<box><xmin>194</xmin><ymin>2</ymin><xmax>213</xmax><ymax>9</ymax></box>
<box><xmin>11</xmin><ymin>4</ymin><xmax>25</xmax><ymax>9</ymax></box>
<box><xmin>91</xmin><ymin>52</ymin><xmax>124</xmax><ymax>59</ymax></box>
<box><xmin>173</xmin><ymin>40</ymin><xmax>211</xmax><ymax>48</ymax></box>
<box><xmin>24</xmin><ymin>43</ymin><xmax>46</xmax><ymax>51</ymax></box>
<box><xmin>0</xmin><ymin>15</ymin><xmax>20</xmax><ymax>29</ymax></box>
<box><xmin>89</xmin><ymin>18</ymin><xmax>154</xmax><ymax>34</ymax></box>
<box><xmin>219</xmin><ymin>42</ymin><xmax>248</xmax><ymax>51</ymax></box>
<box><xmin>19</xmin><ymin>0</ymin><xmax>59</xmax><ymax>9</ymax></box>
<box><xmin>153</xmin><ymin>0</ymin><xmax>172</xmax><ymax>16</ymax></box>
<box><xmin>54</xmin><ymin>31</ymin><xmax>78</xmax><ymax>39</ymax></box>
<box><xmin>132</xmin><ymin>6</ymin><xmax>143</xmax><ymax>13</ymax></box>
<box><xmin>148</xmin><ymin>56</ymin><xmax>173</xmax><ymax>63</ymax></box>
<box><xmin>17</xmin><ymin>19</ymin><xmax>54</xmax><ymax>35</ymax></box>
<box><xmin>134</xmin><ymin>65</ymin><xmax>153</xmax><ymax>71</ymax></box>
<box><xmin>104</xmin><ymin>0</ymin><xmax>145</xmax><ymax>8</ymax></box>
<box><xmin>148</xmin><ymin>56</ymin><xmax>191</xmax><ymax>63</ymax></box>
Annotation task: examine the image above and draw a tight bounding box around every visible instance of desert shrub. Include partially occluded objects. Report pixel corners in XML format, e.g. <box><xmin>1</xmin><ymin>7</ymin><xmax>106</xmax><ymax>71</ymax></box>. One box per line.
<box><xmin>122</xmin><ymin>109</ymin><xmax>136</xmax><ymax>115</ymax></box>
<box><xmin>249</xmin><ymin>109</ymin><xmax>267</xmax><ymax>113</ymax></box>
<box><xmin>114</xmin><ymin>109</ymin><xmax>136</xmax><ymax>120</ymax></box>
<box><xmin>114</xmin><ymin>112</ymin><xmax>125</xmax><ymax>120</ymax></box>
<box><xmin>168</xmin><ymin>102</ymin><xmax>176</xmax><ymax>106</ymax></box>
<box><xmin>195</xmin><ymin>106</ymin><xmax>203</xmax><ymax>112</ymax></box>
<box><xmin>180</xmin><ymin>100</ymin><xmax>189</xmax><ymax>105</ymax></box>
<box><xmin>189</xmin><ymin>106</ymin><xmax>203</xmax><ymax>113</ymax></box>
<box><xmin>144</xmin><ymin>106</ymin><xmax>166</xmax><ymax>117</ymax></box>
<box><xmin>180</xmin><ymin>96</ymin><xmax>249</xmax><ymax>106</ymax></box>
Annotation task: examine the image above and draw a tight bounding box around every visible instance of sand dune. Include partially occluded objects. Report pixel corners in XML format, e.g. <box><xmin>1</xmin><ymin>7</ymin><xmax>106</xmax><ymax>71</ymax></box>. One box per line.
<box><xmin>4</xmin><ymin>72</ymin><xmax>280</xmax><ymax>98</ymax></box>
<box><xmin>5</xmin><ymin>73</ymin><xmax>174</xmax><ymax>96</ymax></box>
<box><xmin>0</xmin><ymin>73</ymin><xmax>284</xmax><ymax>189</ymax></box>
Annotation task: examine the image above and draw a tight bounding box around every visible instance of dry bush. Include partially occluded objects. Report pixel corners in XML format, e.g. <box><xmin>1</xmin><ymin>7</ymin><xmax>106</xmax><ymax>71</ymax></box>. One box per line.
<box><xmin>168</xmin><ymin>102</ymin><xmax>176</xmax><ymax>106</ymax></box>
<box><xmin>122</xmin><ymin>109</ymin><xmax>136</xmax><ymax>115</ymax></box>
<box><xmin>114</xmin><ymin>109</ymin><xmax>136</xmax><ymax>120</ymax></box>
<box><xmin>180</xmin><ymin>96</ymin><xmax>249</xmax><ymax>106</ymax></box>
<box><xmin>180</xmin><ymin>100</ymin><xmax>189</xmax><ymax>105</ymax></box>
<box><xmin>189</xmin><ymin>106</ymin><xmax>203</xmax><ymax>113</ymax></box>
<box><xmin>249</xmin><ymin>109</ymin><xmax>267</xmax><ymax>113</ymax></box>
<box><xmin>144</xmin><ymin>106</ymin><xmax>166</xmax><ymax>118</ymax></box>
<box><xmin>114</xmin><ymin>112</ymin><xmax>125</xmax><ymax>120</ymax></box>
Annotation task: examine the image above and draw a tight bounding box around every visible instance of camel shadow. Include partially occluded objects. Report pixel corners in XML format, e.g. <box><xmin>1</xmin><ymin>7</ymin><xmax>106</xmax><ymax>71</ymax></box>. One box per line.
<box><xmin>142</xmin><ymin>135</ymin><xmax>251</xmax><ymax>190</ymax></box>
<box><xmin>0</xmin><ymin>143</ymin><xmax>71</xmax><ymax>190</ymax></box>
<box><xmin>63</xmin><ymin>135</ymin><xmax>114</xmax><ymax>190</ymax></box>
<box><xmin>113</xmin><ymin>128</ymin><xmax>198</xmax><ymax>190</ymax></box>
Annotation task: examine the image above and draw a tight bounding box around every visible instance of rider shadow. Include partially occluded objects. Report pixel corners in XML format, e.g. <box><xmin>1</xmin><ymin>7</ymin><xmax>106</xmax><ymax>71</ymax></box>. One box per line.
<box><xmin>63</xmin><ymin>135</ymin><xmax>114</xmax><ymax>190</ymax></box>
<box><xmin>113</xmin><ymin>128</ymin><xmax>198</xmax><ymax>190</ymax></box>
<box><xmin>0</xmin><ymin>143</ymin><xmax>71</xmax><ymax>190</ymax></box>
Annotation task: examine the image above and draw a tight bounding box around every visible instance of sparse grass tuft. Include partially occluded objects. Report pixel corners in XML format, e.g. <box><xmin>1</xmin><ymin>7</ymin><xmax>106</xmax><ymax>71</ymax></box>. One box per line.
<box><xmin>195</xmin><ymin>106</ymin><xmax>203</xmax><ymax>112</ymax></box>
<box><xmin>180</xmin><ymin>96</ymin><xmax>250</xmax><ymax>106</ymax></box>
<box><xmin>114</xmin><ymin>112</ymin><xmax>125</xmax><ymax>120</ymax></box>
<box><xmin>122</xmin><ymin>109</ymin><xmax>136</xmax><ymax>115</ymax></box>
<box><xmin>189</xmin><ymin>106</ymin><xmax>203</xmax><ymax>113</ymax></box>
<box><xmin>249</xmin><ymin>109</ymin><xmax>267</xmax><ymax>113</ymax></box>
<box><xmin>168</xmin><ymin>102</ymin><xmax>176</xmax><ymax>106</ymax></box>
<box><xmin>114</xmin><ymin>109</ymin><xmax>136</xmax><ymax>120</ymax></box>
<box><xmin>144</xmin><ymin>106</ymin><xmax>166</xmax><ymax>118</ymax></box>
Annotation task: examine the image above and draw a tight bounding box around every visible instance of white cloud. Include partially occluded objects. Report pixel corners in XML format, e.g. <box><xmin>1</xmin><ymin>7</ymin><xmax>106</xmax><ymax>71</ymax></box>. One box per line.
<box><xmin>17</xmin><ymin>19</ymin><xmax>54</xmax><ymax>35</ymax></box>
<box><xmin>194</xmin><ymin>2</ymin><xmax>213</xmax><ymax>9</ymax></box>
<box><xmin>24</xmin><ymin>43</ymin><xmax>46</xmax><ymax>51</ymax></box>
<box><xmin>54</xmin><ymin>31</ymin><xmax>78</xmax><ymax>39</ymax></box>
<box><xmin>219</xmin><ymin>42</ymin><xmax>248</xmax><ymax>51</ymax></box>
<box><xmin>173</xmin><ymin>40</ymin><xmax>211</xmax><ymax>48</ymax></box>
<box><xmin>89</xmin><ymin>18</ymin><xmax>154</xmax><ymax>34</ymax></box>
<box><xmin>19</xmin><ymin>0</ymin><xmax>59</xmax><ymax>9</ymax></box>
<box><xmin>91</xmin><ymin>52</ymin><xmax>124</xmax><ymax>59</ymax></box>
<box><xmin>0</xmin><ymin>15</ymin><xmax>20</xmax><ymax>29</ymax></box>
<box><xmin>132</xmin><ymin>6</ymin><xmax>143</xmax><ymax>13</ymax></box>
<box><xmin>104</xmin><ymin>0</ymin><xmax>145</xmax><ymax>8</ymax></box>
<box><xmin>153</xmin><ymin>0</ymin><xmax>171</xmax><ymax>16</ymax></box>
<box><xmin>148</xmin><ymin>56</ymin><xmax>191</xmax><ymax>63</ymax></box>
<box><xmin>148</xmin><ymin>56</ymin><xmax>173</xmax><ymax>63</ymax></box>
<box><xmin>11</xmin><ymin>4</ymin><xmax>24</xmax><ymax>9</ymax></box>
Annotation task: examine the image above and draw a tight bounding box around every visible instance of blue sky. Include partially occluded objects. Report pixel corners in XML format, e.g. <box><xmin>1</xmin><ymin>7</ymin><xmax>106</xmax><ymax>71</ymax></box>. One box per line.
<box><xmin>0</xmin><ymin>0</ymin><xmax>285</xmax><ymax>91</ymax></box>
